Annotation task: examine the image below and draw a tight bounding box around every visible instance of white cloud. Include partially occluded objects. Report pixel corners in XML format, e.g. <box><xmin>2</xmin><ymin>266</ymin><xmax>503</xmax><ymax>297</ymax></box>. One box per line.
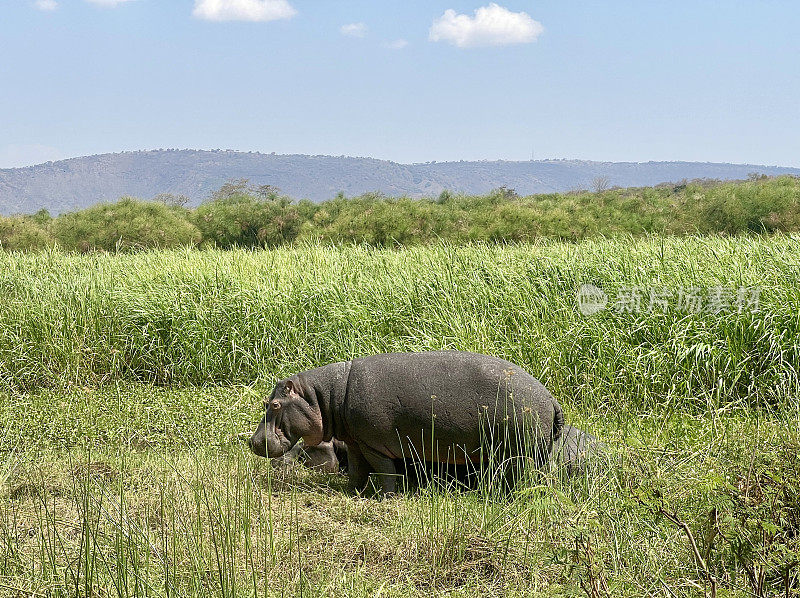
<box><xmin>34</xmin><ymin>0</ymin><xmax>58</xmax><ymax>11</ymax></box>
<box><xmin>85</xmin><ymin>0</ymin><xmax>136</xmax><ymax>6</ymax></box>
<box><xmin>340</xmin><ymin>22</ymin><xmax>367</xmax><ymax>38</ymax></box>
<box><xmin>193</xmin><ymin>0</ymin><xmax>297</xmax><ymax>22</ymax></box>
<box><xmin>429</xmin><ymin>3</ymin><xmax>543</xmax><ymax>48</ymax></box>
<box><xmin>384</xmin><ymin>39</ymin><xmax>408</xmax><ymax>50</ymax></box>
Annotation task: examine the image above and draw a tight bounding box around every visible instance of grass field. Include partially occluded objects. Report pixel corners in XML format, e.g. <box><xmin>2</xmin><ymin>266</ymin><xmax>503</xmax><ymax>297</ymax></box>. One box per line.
<box><xmin>1</xmin><ymin>237</ymin><xmax>799</xmax><ymax>596</ymax></box>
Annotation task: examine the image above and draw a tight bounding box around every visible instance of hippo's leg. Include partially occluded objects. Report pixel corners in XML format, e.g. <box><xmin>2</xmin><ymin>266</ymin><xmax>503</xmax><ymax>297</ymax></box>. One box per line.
<box><xmin>277</xmin><ymin>442</ymin><xmax>305</xmax><ymax>467</ymax></box>
<box><xmin>345</xmin><ymin>443</ymin><xmax>372</xmax><ymax>492</ymax></box>
<box><xmin>304</xmin><ymin>443</ymin><xmax>339</xmax><ymax>474</ymax></box>
<box><xmin>359</xmin><ymin>445</ymin><xmax>399</xmax><ymax>496</ymax></box>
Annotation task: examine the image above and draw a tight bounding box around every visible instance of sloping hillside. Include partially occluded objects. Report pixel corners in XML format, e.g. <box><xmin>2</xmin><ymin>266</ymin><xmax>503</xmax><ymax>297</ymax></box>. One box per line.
<box><xmin>1</xmin><ymin>149</ymin><xmax>799</xmax><ymax>214</ymax></box>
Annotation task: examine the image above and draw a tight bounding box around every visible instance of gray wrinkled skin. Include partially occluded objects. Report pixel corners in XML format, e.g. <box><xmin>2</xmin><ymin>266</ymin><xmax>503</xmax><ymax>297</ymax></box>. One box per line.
<box><xmin>278</xmin><ymin>439</ymin><xmax>348</xmax><ymax>474</ymax></box>
<box><xmin>549</xmin><ymin>425</ymin><xmax>607</xmax><ymax>474</ymax></box>
<box><xmin>250</xmin><ymin>351</ymin><xmax>564</xmax><ymax>495</ymax></box>
<box><xmin>284</xmin><ymin>426</ymin><xmax>606</xmax><ymax>482</ymax></box>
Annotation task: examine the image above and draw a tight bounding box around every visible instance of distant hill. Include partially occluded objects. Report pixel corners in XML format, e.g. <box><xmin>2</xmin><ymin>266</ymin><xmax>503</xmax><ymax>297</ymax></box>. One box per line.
<box><xmin>1</xmin><ymin>149</ymin><xmax>799</xmax><ymax>215</ymax></box>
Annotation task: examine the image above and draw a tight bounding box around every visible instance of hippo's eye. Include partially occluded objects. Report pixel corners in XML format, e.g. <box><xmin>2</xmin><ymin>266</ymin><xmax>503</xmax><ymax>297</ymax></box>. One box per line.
<box><xmin>271</xmin><ymin>400</ymin><xmax>281</xmax><ymax>411</ymax></box>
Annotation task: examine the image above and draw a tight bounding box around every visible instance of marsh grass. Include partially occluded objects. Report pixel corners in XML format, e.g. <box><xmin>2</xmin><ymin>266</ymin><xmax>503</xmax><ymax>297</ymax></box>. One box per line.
<box><xmin>0</xmin><ymin>386</ymin><xmax>797</xmax><ymax>597</ymax></box>
<box><xmin>1</xmin><ymin>238</ymin><xmax>798</xmax><ymax>411</ymax></box>
<box><xmin>0</xmin><ymin>238</ymin><xmax>799</xmax><ymax>596</ymax></box>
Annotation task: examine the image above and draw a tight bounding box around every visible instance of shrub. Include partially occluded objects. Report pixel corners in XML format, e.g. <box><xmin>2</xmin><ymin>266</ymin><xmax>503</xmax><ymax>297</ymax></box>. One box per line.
<box><xmin>51</xmin><ymin>197</ymin><xmax>201</xmax><ymax>252</ymax></box>
<box><xmin>697</xmin><ymin>176</ymin><xmax>800</xmax><ymax>234</ymax></box>
<box><xmin>193</xmin><ymin>192</ymin><xmax>302</xmax><ymax>248</ymax></box>
<box><xmin>0</xmin><ymin>215</ymin><xmax>52</xmax><ymax>251</ymax></box>
<box><xmin>6</xmin><ymin>175</ymin><xmax>800</xmax><ymax>252</ymax></box>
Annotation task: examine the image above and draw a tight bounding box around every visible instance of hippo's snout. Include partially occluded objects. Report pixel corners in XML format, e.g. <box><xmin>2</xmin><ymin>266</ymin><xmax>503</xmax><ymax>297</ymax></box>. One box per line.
<box><xmin>248</xmin><ymin>419</ymin><xmax>289</xmax><ymax>459</ymax></box>
<box><xmin>249</xmin><ymin>429</ymin><xmax>267</xmax><ymax>458</ymax></box>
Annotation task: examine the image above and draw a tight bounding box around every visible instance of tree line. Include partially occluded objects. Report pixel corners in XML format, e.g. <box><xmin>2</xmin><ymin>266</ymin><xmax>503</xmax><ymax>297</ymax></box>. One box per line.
<box><xmin>1</xmin><ymin>175</ymin><xmax>799</xmax><ymax>251</ymax></box>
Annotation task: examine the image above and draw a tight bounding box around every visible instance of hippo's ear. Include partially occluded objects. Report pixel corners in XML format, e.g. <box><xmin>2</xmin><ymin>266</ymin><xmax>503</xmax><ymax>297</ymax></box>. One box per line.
<box><xmin>284</xmin><ymin>379</ymin><xmax>304</xmax><ymax>399</ymax></box>
<box><xmin>285</xmin><ymin>378</ymin><xmax>314</xmax><ymax>404</ymax></box>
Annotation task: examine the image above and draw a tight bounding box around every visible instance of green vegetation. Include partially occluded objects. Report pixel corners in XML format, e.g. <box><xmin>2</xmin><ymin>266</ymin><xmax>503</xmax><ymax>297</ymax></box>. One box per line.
<box><xmin>1</xmin><ymin>238</ymin><xmax>798</xmax><ymax>596</ymax></box>
<box><xmin>1</xmin><ymin>238</ymin><xmax>798</xmax><ymax>408</ymax></box>
<box><xmin>1</xmin><ymin>387</ymin><xmax>797</xmax><ymax>597</ymax></box>
<box><xmin>2</xmin><ymin>176</ymin><xmax>800</xmax><ymax>251</ymax></box>
<box><xmin>50</xmin><ymin>197</ymin><xmax>202</xmax><ymax>252</ymax></box>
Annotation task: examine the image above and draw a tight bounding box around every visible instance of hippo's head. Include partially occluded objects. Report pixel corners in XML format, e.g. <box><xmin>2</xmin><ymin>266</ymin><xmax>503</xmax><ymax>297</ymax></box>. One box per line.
<box><xmin>249</xmin><ymin>378</ymin><xmax>324</xmax><ymax>459</ymax></box>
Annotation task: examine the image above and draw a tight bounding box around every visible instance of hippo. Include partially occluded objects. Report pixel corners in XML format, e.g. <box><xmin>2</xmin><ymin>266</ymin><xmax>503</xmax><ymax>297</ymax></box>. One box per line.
<box><xmin>549</xmin><ymin>425</ymin><xmax>607</xmax><ymax>474</ymax></box>
<box><xmin>283</xmin><ymin>426</ymin><xmax>605</xmax><ymax>486</ymax></box>
<box><xmin>249</xmin><ymin>351</ymin><xmax>564</xmax><ymax>495</ymax></box>
<box><xmin>280</xmin><ymin>438</ymin><xmax>479</xmax><ymax>489</ymax></box>
<box><xmin>279</xmin><ymin>439</ymin><xmax>349</xmax><ymax>474</ymax></box>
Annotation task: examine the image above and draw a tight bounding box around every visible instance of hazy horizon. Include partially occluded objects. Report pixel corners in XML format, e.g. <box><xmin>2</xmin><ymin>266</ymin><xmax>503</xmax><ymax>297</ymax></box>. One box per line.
<box><xmin>3</xmin><ymin>1</ymin><xmax>799</xmax><ymax>169</ymax></box>
<box><xmin>2</xmin><ymin>147</ymin><xmax>799</xmax><ymax>172</ymax></box>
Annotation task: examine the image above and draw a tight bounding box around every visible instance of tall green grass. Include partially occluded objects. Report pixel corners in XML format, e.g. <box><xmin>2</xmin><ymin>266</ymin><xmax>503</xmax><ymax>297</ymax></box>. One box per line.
<box><xmin>1</xmin><ymin>237</ymin><xmax>798</xmax><ymax>410</ymax></box>
<box><xmin>0</xmin><ymin>237</ymin><xmax>799</xmax><ymax>596</ymax></box>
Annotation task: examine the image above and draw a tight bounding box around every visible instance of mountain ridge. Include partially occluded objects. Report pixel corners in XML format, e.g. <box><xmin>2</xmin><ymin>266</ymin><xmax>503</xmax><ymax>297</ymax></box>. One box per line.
<box><xmin>2</xmin><ymin>149</ymin><xmax>799</xmax><ymax>215</ymax></box>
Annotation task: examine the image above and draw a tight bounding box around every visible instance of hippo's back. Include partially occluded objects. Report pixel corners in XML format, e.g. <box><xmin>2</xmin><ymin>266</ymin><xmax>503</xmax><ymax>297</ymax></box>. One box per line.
<box><xmin>342</xmin><ymin>351</ymin><xmax>559</xmax><ymax>460</ymax></box>
<box><xmin>348</xmin><ymin>350</ymin><xmax>547</xmax><ymax>399</ymax></box>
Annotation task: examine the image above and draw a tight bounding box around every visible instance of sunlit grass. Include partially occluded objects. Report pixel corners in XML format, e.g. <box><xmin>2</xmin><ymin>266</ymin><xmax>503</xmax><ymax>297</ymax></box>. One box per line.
<box><xmin>1</xmin><ymin>237</ymin><xmax>798</xmax><ymax>411</ymax></box>
<box><xmin>0</xmin><ymin>237</ymin><xmax>798</xmax><ymax>596</ymax></box>
<box><xmin>0</xmin><ymin>385</ymin><xmax>797</xmax><ymax>596</ymax></box>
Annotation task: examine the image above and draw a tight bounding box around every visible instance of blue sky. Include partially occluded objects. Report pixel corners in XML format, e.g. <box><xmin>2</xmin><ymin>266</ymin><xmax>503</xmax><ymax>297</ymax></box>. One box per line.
<box><xmin>1</xmin><ymin>0</ymin><xmax>799</xmax><ymax>168</ymax></box>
